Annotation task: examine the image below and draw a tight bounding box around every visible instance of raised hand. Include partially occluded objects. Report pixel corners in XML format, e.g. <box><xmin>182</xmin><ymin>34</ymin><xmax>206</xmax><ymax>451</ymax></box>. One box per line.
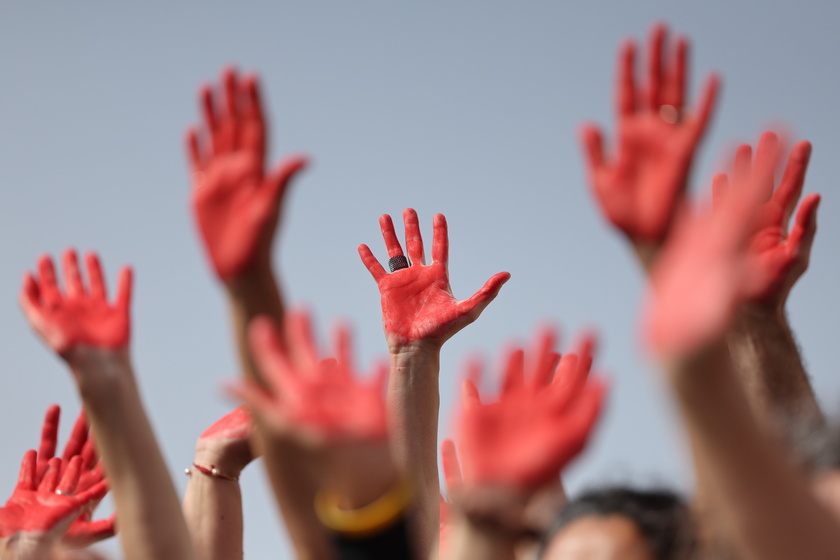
<box><xmin>712</xmin><ymin>132</ymin><xmax>820</xmax><ymax>308</ymax></box>
<box><xmin>358</xmin><ymin>208</ymin><xmax>510</xmax><ymax>352</ymax></box>
<box><xmin>19</xmin><ymin>249</ymin><xmax>131</xmax><ymax>357</ymax></box>
<box><xmin>193</xmin><ymin>406</ymin><xmax>257</xmax><ymax>479</ymax></box>
<box><xmin>0</xmin><ymin>452</ymin><xmax>108</xmax><ymax>542</ymax></box>
<box><xmin>458</xmin><ymin>327</ymin><xmax>605</xmax><ymax>488</ymax></box>
<box><xmin>229</xmin><ymin>310</ymin><xmax>388</xmax><ymax>445</ymax></box>
<box><xmin>187</xmin><ymin>67</ymin><xmax>307</xmax><ymax>281</ymax></box>
<box><xmin>33</xmin><ymin>406</ymin><xmax>114</xmax><ymax>547</ymax></box>
<box><xmin>643</xmin><ymin>137</ymin><xmax>788</xmax><ymax>359</ymax></box>
<box><xmin>580</xmin><ymin>23</ymin><xmax>719</xmax><ymax>255</ymax></box>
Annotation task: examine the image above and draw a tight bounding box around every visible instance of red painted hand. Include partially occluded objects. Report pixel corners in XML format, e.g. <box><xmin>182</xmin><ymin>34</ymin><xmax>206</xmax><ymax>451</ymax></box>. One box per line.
<box><xmin>581</xmin><ymin>23</ymin><xmax>719</xmax><ymax>247</ymax></box>
<box><xmin>358</xmin><ymin>209</ymin><xmax>510</xmax><ymax>351</ymax></box>
<box><xmin>32</xmin><ymin>405</ymin><xmax>114</xmax><ymax>547</ymax></box>
<box><xmin>187</xmin><ymin>67</ymin><xmax>307</xmax><ymax>281</ymax></box>
<box><xmin>229</xmin><ymin>310</ymin><xmax>388</xmax><ymax>444</ymax></box>
<box><xmin>0</xmin><ymin>453</ymin><xmax>108</xmax><ymax>540</ymax></box>
<box><xmin>643</xmin><ymin>137</ymin><xmax>788</xmax><ymax>358</ymax></box>
<box><xmin>194</xmin><ymin>406</ymin><xmax>256</xmax><ymax>476</ymax></box>
<box><xmin>457</xmin><ymin>327</ymin><xmax>605</xmax><ymax>488</ymax></box>
<box><xmin>712</xmin><ymin>132</ymin><xmax>820</xmax><ymax>308</ymax></box>
<box><xmin>19</xmin><ymin>250</ymin><xmax>131</xmax><ymax>356</ymax></box>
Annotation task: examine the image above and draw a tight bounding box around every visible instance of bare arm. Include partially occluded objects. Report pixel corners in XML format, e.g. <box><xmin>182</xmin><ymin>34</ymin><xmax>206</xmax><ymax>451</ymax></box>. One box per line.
<box><xmin>186</xmin><ymin>68</ymin><xmax>331</xmax><ymax>559</ymax></box>
<box><xmin>19</xmin><ymin>250</ymin><xmax>194</xmax><ymax>560</ymax></box>
<box><xmin>358</xmin><ymin>209</ymin><xmax>510</xmax><ymax>557</ymax></box>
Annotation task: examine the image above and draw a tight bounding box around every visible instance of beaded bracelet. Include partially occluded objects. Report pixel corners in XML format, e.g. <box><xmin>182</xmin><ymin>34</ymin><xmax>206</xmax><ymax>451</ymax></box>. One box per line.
<box><xmin>184</xmin><ymin>462</ymin><xmax>239</xmax><ymax>482</ymax></box>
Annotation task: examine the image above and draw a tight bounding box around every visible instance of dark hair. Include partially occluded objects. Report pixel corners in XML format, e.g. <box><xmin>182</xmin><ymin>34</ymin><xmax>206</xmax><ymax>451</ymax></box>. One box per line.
<box><xmin>539</xmin><ymin>486</ymin><xmax>696</xmax><ymax>560</ymax></box>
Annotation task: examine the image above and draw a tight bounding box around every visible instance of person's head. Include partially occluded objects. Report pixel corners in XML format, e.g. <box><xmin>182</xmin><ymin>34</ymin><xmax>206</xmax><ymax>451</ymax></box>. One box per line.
<box><xmin>540</xmin><ymin>486</ymin><xmax>695</xmax><ymax>560</ymax></box>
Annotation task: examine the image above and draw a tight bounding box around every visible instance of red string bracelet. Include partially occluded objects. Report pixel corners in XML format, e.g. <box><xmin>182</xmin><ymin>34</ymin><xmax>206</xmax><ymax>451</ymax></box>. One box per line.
<box><xmin>184</xmin><ymin>462</ymin><xmax>239</xmax><ymax>482</ymax></box>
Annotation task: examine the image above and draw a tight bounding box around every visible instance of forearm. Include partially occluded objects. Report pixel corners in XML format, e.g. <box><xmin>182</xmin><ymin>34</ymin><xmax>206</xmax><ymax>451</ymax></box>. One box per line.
<box><xmin>671</xmin><ymin>341</ymin><xmax>840</xmax><ymax>560</ymax></box>
<box><xmin>225</xmin><ymin>266</ymin><xmax>285</xmax><ymax>385</ymax></box>
<box><xmin>0</xmin><ymin>534</ymin><xmax>58</xmax><ymax>560</ymax></box>
<box><xmin>388</xmin><ymin>345</ymin><xmax>442</xmax><ymax>557</ymax></box>
<box><xmin>71</xmin><ymin>353</ymin><xmax>195</xmax><ymax>560</ymax></box>
<box><xmin>182</xmin><ymin>466</ymin><xmax>244</xmax><ymax>560</ymax></box>
<box><xmin>727</xmin><ymin>304</ymin><xmax>821</xmax><ymax>427</ymax></box>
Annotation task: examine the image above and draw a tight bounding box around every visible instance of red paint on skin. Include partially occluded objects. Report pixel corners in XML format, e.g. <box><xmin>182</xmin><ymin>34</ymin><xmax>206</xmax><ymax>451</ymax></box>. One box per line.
<box><xmin>580</xmin><ymin>23</ymin><xmax>720</xmax><ymax>243</ymax></box>
<box><xmin>358</xmin><ymin>209</ymin><xmax>510</xmax><ymax>349</ymax></box>
<box><xmin>187</xmin><ymin>67</ymin><xmax>307</xmax><ymax>281</ymax></box>
<box><xmin>199</xmin><ymin>405</ymin><xmax>252</xmax><ymax>442</ymax></box>
<box><xmin>643</xmin><ymin>136</ymin><xmax>795</xmax><ymax>358</ymax></box>
<box><xmin>229</xmin><ymin>311</ymin><xmax>389</xmax><ymax>443</ymax></box>
<box><xmin>711</xmin><ymin>132</ymin><xmax>820</xmax><ymax>306</ymax></box>
<box><xmin>457</xmin><ymin>327</ymin><xmax>607</xmax><ymax>488</ymax></box>
<box><xmin>19</xmin><ymin>249</ymin><xmax>131</xmax><ymax>355</ymax></box>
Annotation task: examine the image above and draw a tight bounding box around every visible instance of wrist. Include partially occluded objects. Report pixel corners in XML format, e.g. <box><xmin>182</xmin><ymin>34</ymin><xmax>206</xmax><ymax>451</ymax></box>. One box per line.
<box><xmin>732</xmin><ymin>303</ymin><xmax>786</xmax><ymax>331</ymax></box>
<box><xmin>192</xmin><ymin>446</ymin><xmax>248</xmax><ymax>478</ymax></box>
<box><xmin>389</xmin><ymin>340</ymin><xmax>441</xmax><ymax>361</ymax></box>
<box><xmin>0</xmin><ymin>533</ymin><xmax>57</xmax><ymax>560</ymax></box>
<box><xmin>223</xmin><ymin>263</ymin><xmax>275</xmax><ymax>296</ymax></box>
<box><xmin>67</xmin><ymin>347</ymin><xmax>134</xmax><ymax>400</ymax></box>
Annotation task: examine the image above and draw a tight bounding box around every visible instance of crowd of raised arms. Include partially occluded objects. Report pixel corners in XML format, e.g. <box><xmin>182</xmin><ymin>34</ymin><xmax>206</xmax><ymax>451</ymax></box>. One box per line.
<box><xmin>0</xmin><ymin>22</ymin><xmax>835</xmax><ymax>560</ymax></box>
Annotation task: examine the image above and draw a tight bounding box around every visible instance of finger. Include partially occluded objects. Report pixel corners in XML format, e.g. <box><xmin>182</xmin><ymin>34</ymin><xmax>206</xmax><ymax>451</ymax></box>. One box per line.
<box><xmin>40</xmin><ymin>457</ymin><xmax>62</xmax><ymax>492</ymax></box>
<box><xmin>549</xmin><ymin>379</ymin><xmax>607</xmax><ymax>467</ymax></box>
<box><xmin>461</xmin><ymin>379</ymin><xmax>482</xmax><ymax>410</ymax></box>
<box><xmin>62</xmin><ymin>249</ymin><xmax>86</xmax><ymax>297</ymax></box>
<box><xmin>186</xmin><ymin>127</ymin><xmax>204</xmax><ymax>174</ymax></box>
<box><xmin>787</xmin><ymin>193</ymin><xmax>821</xmax><ymax>262</ymax></box>
<box><xmin>62</xmin><ymin>410</ymin><xmax>89</xmax><ymax>462</ymax></box>
<box><xmin>248</xmin><ymin>316</ymin><xmax>294</xmax><ymax>390</ymax></box>
<box><xmin>223</xmin><ymin>67</ymin><xmax>239</xmax><ymax>123</ymax></box>
<box><xmin>332</xmin><ymin>322</ymin><xmax>353</xmax><ymax>380</ymax></box>
<box><xmin>529</xmin><ymin>326</ymin><xmax>558</xmax><ymax>389</ymax></box>
<box><xmin>670</xmin><ymin>36</ymin><xmax>688</xmax><ymax>109</ymax></box>
<box><xmin>733</xmin><ymin>143</ymin><xmax>753</xmax><ymax>189</ymax></box>
<box><xmin>754</xmin><ymin>131</ymin><xmax>780</xmax><ymax>203</ymax></box>
<box><xmin>58</xmin><ymin>456</ymin><xmax>83</xmax><ymax>495</ymax></box>
<box><xmin>689</xmin><ymin>73</ymin><xmax>720</xmax><ymax>144</ymax></box>
<box><xmin>358</xmin><ymin>244</ymin><xmax>387</xmax><ymax>282</ymax></box>
<box><xmin>65</xmin><ymin>515</ymin><xmax>116</xmax><ymax>545</ymax></box>
<box><xmin>115</xmin><ymin>266</ymin><xmax>133</xmax><ymax>312</ymax></box>
<box><xmin>579</xmin><ymin>124</ymin><xmax>605</xmax><ymax>172</ymax></box>
<box><xmin>242</xmin><ymin>74</ymin><xmax>265</xmax><ymax>125</ymax></box>
<box><xmin>456</xmin><ymin>271</ymin><xmax>511</xmax><ymax>320</ymax></box>
<box><xmin>403</xmin><ymin>208</ymin><xmax>425</xmax><ymax>266</ymax></box>
<box><xmin>16</xmin><ymin>450</ymin><xmax>37</xmax><ymax>491</ymax></box>
<box><xmin>711</xmin><ymin>173</ymin><xmax>729</xmax><ymax>212</ymax></box>
<box><xmin>39</xmin><ymin>404</ymin><xmax>60</xmax><ymax>467</ymax></box>
<box><xmin>38</xmin><ymin>255</ymin><xmax>63</xmax><ymax>307</ymax></box>
<box><xmin>75</xmin><ymin>478</ymin><xmax>109</xmax><ymax>505</ymax></box>
<box><xmin>501</xmin><ymin>349</ymin><xmax>525</xmax><ymax>397</ymax></box>
<box><xmin>263</xmin><ymin>154</ymin><xmax>308</xmax><ymax>210</ymax></box>
<box><xmin>200</xmin><ymin>84</ymin><xmax>218</xmax><ymax>134</ymax></box>
<box><xmin>20</xmin><ymin>272</ymin><xmax>43</xmax><ymax>317</ymax></box>
<box><xmin>284</xmin><ymin>309</ymin><xmax>320</xmax><ymax>370</ymax></box>
<box><xmin>241</xmin><ymin>74</ymin><xmax>266</xmax><ymax>158</ymax></box>
<box><xmin>81</xmin><ymin>438</ymin><xmax>98</xmax><ymax>471</ymax></box>
<box><xmin>572</xmin><ymin>332</ymin><xmax>596</xmax><ymax>380</ymax></box>
<box><xmin>441</xmin><ymin>439</ymin><xmax>463</xmax><ymax>491</ymax></box>
<box><xmin>646</xmin><ymin>23</ymin><xmax>666</xmax><ymax>110</ymax></box>
<box><xmin>85</xmin><ymin>252</ymin><xmax>107</xmax><ymax>301</ymax></box>
<box><xmin>431</xmin><ymin>213</ymin><xmax>449</xmax><ymax>267</ymax></box>
<box><xmin>775</xmin><ymin>141</ymin><xmax>812</xmax><ymax>226</ymax></box>
<box><xmin>379</xmin><ymin>214</ymin><xmax>405</xmax><ymax>258</ymax></box>
<box><xmin>77</xmin><ymin>461</ymin><xmax>104</xmax><ymax>493</ymax></box>
<box><xmin>617</xmin><ymin>39</ymin><xmax>636</xmax><ymax>116</ymax></box>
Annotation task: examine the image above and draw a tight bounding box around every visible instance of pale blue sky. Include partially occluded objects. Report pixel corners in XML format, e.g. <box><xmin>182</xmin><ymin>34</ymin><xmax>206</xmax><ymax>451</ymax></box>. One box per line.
<box><xmin>2</xmin><ymin>3</ymin><xmax>839</xmax><ymax>557</ymax></box>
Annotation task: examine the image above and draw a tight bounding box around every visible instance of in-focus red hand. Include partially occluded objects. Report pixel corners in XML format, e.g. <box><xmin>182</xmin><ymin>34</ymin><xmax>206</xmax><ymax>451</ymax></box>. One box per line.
<box><xmin>32</xmin><ymin>405</ymin><xmax>114</xmax><ymax>547</ymax></box>
<box><xmin>457</xmin><ymin>327</ymin><xmax>605</xmax><ymax>488</ymax></box>
<box><xmin>358</xmin><ymin>208</ymin><xmax>510</xmax><ymax>352</ymax></box>
<box><xmin>643</xmin><ymin>137</ymin><xmax>790</xmax><ymax>359</ymax></box>
<box><xmin>228</xmin><ymin>310</ymin><xmax>388</xmax><ymax>444</ymax></box>
<box><xmin>712</xmin><ymin>132</ymin><xmax>820</xmax><ymax>308</ymax></box>
<box><xmin>581</xmin><ymin>23</ymin><xmax>720</xmax><ymax>249</ymax></box>
<box><xmin>0</xmin><ymin>453</ymin><xmax>108</xmax><ymax>540</ymax></box>
<box><xmin>187</xmin><ymin>67</ymin><xmax>308</xmax><ymax>281</ymax></box>
<box><xmin>19</xmin><ymin>250</ymin><xmax>131</xmax><ymax>357</ymax></box>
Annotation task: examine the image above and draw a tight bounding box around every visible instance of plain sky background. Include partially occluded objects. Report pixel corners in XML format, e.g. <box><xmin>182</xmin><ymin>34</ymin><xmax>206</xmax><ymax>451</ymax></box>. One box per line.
<box><xmin>2</xmin><ymin>2</ymin><xmax>839</xmax><ymax>558</ymax></box>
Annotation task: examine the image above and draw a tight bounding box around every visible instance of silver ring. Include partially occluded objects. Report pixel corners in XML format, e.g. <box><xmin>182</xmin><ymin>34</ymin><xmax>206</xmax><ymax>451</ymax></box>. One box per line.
<box><xmin>388</xmin><ymin>255</ymin><xmax>409</xmax><ymax>272</ymax></box>
<box><xmin>55</xmin><ymin>489</ymin><xmax>69</xmax><ymax>496</ymax></box>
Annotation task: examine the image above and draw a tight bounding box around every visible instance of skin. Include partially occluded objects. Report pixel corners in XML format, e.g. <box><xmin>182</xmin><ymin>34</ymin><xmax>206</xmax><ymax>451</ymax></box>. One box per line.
<box><xmin>19</xmin><ymin>251</ymin><xmax>196</xmax><ymax>560</ymax></box>
<box><xmin>542</xmin><ymin>516</ymin><xmax>655</xmax><ymax>560</ymax></box>
<box><xmin>182</xmin><ymin>406</ymin><xmax>255</xmax><ymax>560</ymax></box>
<box><xmin>187</xmin><ymin>67</ymin><xmax>330</xmax><ymax>560</ymax></box>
